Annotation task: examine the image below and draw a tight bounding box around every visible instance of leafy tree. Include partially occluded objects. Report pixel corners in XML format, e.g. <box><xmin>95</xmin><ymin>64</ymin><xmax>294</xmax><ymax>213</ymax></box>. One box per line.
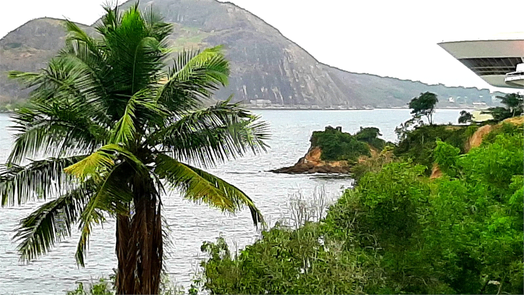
<box><xmin>355</xmin><ymin>127</ymin><xmax>381</xmax><ymax>141</ymax></box>
<box><xmin>394</xmin><ymin>115</ymin><xmax>423</xmax><ymax>141</ymax></box>
<box><xmin>483</xmin><ymin>93</ymin><xmax>523</xmax><ymax>122</ymax></box>
<box><xmin>458</xmin><ymin>110</ymin><xmax>473</xmax><ymax>124</ymax></box>
<box><xmin>484</xmin><ymin>106</ymin><xmax>511</xmax><ymax>122</ymax></box>
<box><xmin>0</xmin><ymin>5</ymin><xmax>268</xmax><ymax>295</ymax></box>
<box><xmin>355</xmin><ymin>127</ymin><xmax>386</xmax><ymax>150</ymax></box>
<box><xmin>408</xmin><ymin>92</ymin><xmax>438</xmax><ymax>125</ymax></box>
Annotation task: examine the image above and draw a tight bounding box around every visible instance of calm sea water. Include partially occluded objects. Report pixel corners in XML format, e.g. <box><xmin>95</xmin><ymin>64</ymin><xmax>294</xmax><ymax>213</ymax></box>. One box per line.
<box><xmin>0</xmin><ymin>109</ymin><xmax>463</xmax><ymax>294</ymax></box>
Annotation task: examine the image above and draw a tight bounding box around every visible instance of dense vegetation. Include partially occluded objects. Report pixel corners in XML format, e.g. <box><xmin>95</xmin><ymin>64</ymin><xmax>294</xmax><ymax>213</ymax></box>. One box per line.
<box><xmin>394</xmin><ymin>124</ymin><xmax>478</xmax><ymax>174</ymax></box>
<box><xmin>197</xmin><ymin>122</ymin><xmax>523</xmax><ymax>294</ymax></box>
<box><xmin>310</xmin><ymin>126</ymin><xmax>387</xmax><ymax>162</ymax></box>
<box><xmin>396</xmin><ymin>92</ymin><xmax>523</xmax><ymax>176</ymax></box>
<box><xmin>484</xmin><ymin>93</ymin><xmax>524</xmax><ymax>122</ymax></box>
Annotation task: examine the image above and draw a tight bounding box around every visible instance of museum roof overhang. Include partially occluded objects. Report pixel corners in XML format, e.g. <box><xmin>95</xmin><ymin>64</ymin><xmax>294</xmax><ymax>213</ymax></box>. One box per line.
<box><xmin>438</xmin><ymin>39</ymin><xmax>524</xmax><ymax>88</ymax></box>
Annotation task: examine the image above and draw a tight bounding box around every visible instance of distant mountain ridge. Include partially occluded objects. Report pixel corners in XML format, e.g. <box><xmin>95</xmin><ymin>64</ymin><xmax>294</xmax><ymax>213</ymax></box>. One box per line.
<box><xmin>0</xmin><ymin>0</ymin><xmax>498</xmax><ymax>107</ymax></box>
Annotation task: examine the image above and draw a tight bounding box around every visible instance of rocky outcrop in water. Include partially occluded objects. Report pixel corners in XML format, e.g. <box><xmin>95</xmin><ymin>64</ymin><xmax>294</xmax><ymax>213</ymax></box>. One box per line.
<box><xmin>271</xmin><ymin>146</ymin><xmax>351</xmax><ymax>174</ymax></box>
<box><xmin>271</xmin><ymin>126</ymin><xmax>385</xmax><ymax>174</ymax></box>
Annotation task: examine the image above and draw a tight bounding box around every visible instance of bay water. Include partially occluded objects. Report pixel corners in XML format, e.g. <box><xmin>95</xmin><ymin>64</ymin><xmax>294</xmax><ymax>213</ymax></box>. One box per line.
<box><xmin>0</xmin><ymin>109</ymin><xmax>463</xmax><ymax>294</ymax></box>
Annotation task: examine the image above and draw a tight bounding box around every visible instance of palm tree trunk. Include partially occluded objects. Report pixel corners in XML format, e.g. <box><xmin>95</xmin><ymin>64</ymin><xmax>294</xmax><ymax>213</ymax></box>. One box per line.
<box><xmin>115</xmin><ymin>178</ymin><xmax>163</xmax><ymax>294</ymax></box>
<box><xmin>116</xmin><ymin>213</ymin><xmax>135</xmax><ymax>293</ymax></box>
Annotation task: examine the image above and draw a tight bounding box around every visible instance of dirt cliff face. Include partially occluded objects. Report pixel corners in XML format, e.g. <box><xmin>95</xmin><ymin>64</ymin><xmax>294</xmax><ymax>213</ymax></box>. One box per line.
<box><xmin>271</xmin><ymin>146</ymin><xmax>351</xmax><ymax>174</ymax></box>
<box><xmin>466</xmin><ymin>116</ymin><xmax>524</xmax><ymax>152</ymax></box>
<box><xmin>1</xmin><ymin>0</ymin><xmax>496</xmax><ymax>106</ymax></box>
<box><xmin>431</xmin><ymin>116</ymin><xmax>524</xmax><ymax>179</ymax></box>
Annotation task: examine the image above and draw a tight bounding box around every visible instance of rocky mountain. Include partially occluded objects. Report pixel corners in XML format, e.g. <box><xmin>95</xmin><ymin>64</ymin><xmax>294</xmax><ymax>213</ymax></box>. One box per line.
<box><xmin>0</xmin><ymin>0</ymin><xmax>497</xmax><ymax>107</ymax></box>
<box><xmin>0</xmin><ymin>18</ymin><xmax>93</xmax><ymax>102</ymax></box>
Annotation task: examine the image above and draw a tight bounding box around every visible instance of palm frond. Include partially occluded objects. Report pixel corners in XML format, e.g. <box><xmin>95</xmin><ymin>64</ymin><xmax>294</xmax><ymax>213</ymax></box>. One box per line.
<box><xmin>150</xmin><ymin>99</ymin><xmax>269</xmax><ymax>167</ymax></box>
<box><xmin>21</xmin><ymin>56</ymin><xmax>95</xmax><ymax>104</ymax></box>
<box><xmin>64</xmin><ymin>20</ymin><xmax>102</xmax><ymax>61</ymax></box>
<box><xmin>0</xmin><ymin>156</ymin><xmax>86</xmax><ymax>206</ymax></box>
<box><xmin>110</xmin><ymin>94</ymin><xmax>138</xmax><ymax>146</ymax></box>
<box><xmin>96</xmin><ymin>4</ymin><xmax>168</xmax><ymax>103</ymax></box>
<box><xmin>142</xmin><ymin>5</ymin><xmax>173</xmax><ymax>42</ymax></box>
<box><xmin>64</xmin><ymin>149</ymin><xmax>114</xmax><ymax>182</ymax></box>
<box><xmin>8</xmin><ymin>110</ymin><xmax>106</xmax><ymax>164</ymax></box>
<box><xmin>75</xmin><ymin>206</ymin><xmax>104</xmax><ymax>267</ymax></box>
<box><xmin>154</xmin><ymin>154</ymin><xmax>263</xmax><ymax>225</ymax></box>
<box><xmin>76</xmin><ymin>163</ymin><xmax>135</xmax><ymax>266</ymax></box>
<box><xmin>110</xmin><ymin>88</ymin><xmax>168</xmax><ymax>145</ymax></box>
<box><xmin>14</xmin><ymin>184</ymin><xmax>92</xmax><ymax>263</ymax></box>
<box><xmin>57</xmin><ymin>47</ymin><xmax>112</xmax><ymax>126</ymax></box>
<box><xmin>7</xmin><ymin>55</ymin><xmax>111</xmax><ymax>163</ymax></box>
<box><xmin>8</xmin><ymin>71</ymin><xmax>42</xmax><ymax>88</ymax></box>
<box><xmin>157</xmin><ymin>47</ymin><xmax>230</xmax><ymax>113</ymax></box>
<box><xmin>65</xmin><ymin>144</ymin><xmax>149</xmax><ymax>182</ymax></box>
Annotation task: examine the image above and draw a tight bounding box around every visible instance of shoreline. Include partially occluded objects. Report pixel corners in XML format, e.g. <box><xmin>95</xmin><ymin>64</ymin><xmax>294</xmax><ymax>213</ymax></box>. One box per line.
<box><xmin>0</xmin><ymin>106</ymin><xmax>482</xmax><ymax>113</ymax></box>
<box><xmin>243</xmin><ymin>106</ymin><xmax>477</xmax><ymax>111</ymax></box>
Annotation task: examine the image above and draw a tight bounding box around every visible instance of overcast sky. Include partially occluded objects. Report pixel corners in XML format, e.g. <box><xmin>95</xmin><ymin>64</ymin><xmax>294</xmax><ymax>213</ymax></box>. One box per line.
<box><xmin>1</xmin><ymin>0</ymin><xmax>523</xmax><ymax>92</ymax></box>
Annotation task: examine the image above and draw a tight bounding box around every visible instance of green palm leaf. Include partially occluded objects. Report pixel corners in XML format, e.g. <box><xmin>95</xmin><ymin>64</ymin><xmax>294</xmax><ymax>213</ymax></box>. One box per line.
<box><xmin>152</xmin><ymin>99</ymin><xmax>269</xmax><ymax>167</ymax></box>
<box><xmin>154</xmin><ymin>154</ymin><xmax>263</xmax><ymax>225</ymax></box>
<box><xmin>0</xmin><ymin>156</ymin><xmax>86</xmax><ymax>206</ymax></box>
<box><xmin>14</xmin><ymin>184</ymin><xmax>92</xmax><ymax>263</ymax></box>
<box><xmin>64</xmin><ymin>149</ymin><xmax>114</xmax><ymax>182</ymax></box>
<box><xmin>75</xmin><ymin>163</ymin><xmax>134</xmax><ymax>266</ymax></box>
<box><xmin>157</xmin><ymin>47</ymin><xmax>230</xmax><ymax>114</ymax></box>
<box><xmin>7</xmin><ymin>62</ymin><xmax>110</xmax><ymax>163</ymax></box>
<box><xmin>64</xmin><ymin>144</ymin><xmax>149</xmax><ymax>180</ymax></box>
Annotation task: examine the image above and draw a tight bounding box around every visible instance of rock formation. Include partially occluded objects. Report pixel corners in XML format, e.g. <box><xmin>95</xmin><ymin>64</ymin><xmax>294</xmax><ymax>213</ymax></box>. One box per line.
<box><xmin>271</xmin><ymin>126</ymin><xmax>384</xmax><ymax>174</ymax></box>
<box><xmin>271</xmin><ymin>146</ymin><xmax>351</xmax><ymax>174</ymax></box>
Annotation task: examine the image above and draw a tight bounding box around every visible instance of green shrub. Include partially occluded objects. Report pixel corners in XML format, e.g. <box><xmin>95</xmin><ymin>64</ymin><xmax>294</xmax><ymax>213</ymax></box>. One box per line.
<box><xmin>483</xmin><ymin>122</ymin><xmax>523</xmax><ymax>144</ymax></box>
<box><xmin>66</xmin><ymin>278</ymin><xmax>114</xmax><ymax>295</ymax></box>
<box><xmin>311</xmin><ymin>126</ymin><xmax>370</xmax><ymax>162</ymax></box>
<box><xmin>394</xmin><ymin>124</ymin><xmax>478</xmax><ymax>174</ymax></box>
<box><xmin>355</xmin><ymin>127</ymin><xmax>387</xmax><ymax>150</ymax></box>
<box><xmin>309</xmin><ymin>126</ymin><xmax>388</xmax><ymax>162</ymax></box>
<box><xmin>65</xmin><ymin>275</ymin><xmax>183</xmax><ymax>295</ymax></box>
<box><xmin>199</xmin><ymin>224</ymin><xmax>372</xmax><ymax>295</ymax></box>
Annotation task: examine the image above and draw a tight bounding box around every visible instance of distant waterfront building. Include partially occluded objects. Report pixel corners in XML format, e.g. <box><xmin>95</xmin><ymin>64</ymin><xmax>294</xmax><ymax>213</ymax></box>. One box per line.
<box><xmin>439</xmin><ymin>38</ymin><xmax>524</xmax><ymax>88</ymax></box>
<box><xmin>472</xmin><ymin>110</ymin><xmax>494</xmax><ymax>122</ymax></box>
<box><xmin>472</xmin><ymin>102</ymin><xmax>488</xmax><ymax>108</ymax></box>
<box><xmin>249</xmin><ymin>99</ymin><xmax>272</xmax><ymax>107</ymax></box>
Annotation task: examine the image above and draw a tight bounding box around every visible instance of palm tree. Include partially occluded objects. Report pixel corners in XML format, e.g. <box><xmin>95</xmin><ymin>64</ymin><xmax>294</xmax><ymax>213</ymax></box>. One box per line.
<box><xmin>497</xmin><ymin>93</ymin><xmax>523</xmax><ymax>117</ymax></box>
<box><xmin>0</xmin><ymin>4</ymin><xmax>268</xmax><ymax>294</ymax></box>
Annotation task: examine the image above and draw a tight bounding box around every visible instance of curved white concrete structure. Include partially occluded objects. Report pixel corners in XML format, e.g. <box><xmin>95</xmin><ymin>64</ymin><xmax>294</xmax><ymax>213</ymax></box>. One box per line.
<box><xmin>438</xmin><ymin>39</ymin><xmax>524</xmax><ymax>88</ymax></box>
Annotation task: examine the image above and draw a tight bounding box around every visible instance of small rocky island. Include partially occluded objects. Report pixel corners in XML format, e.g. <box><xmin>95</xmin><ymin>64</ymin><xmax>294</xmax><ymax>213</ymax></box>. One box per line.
<box><xmin>271</xmin><ymin>126</ymin><xmax>387</xmax><ymax>174</ymax></box>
